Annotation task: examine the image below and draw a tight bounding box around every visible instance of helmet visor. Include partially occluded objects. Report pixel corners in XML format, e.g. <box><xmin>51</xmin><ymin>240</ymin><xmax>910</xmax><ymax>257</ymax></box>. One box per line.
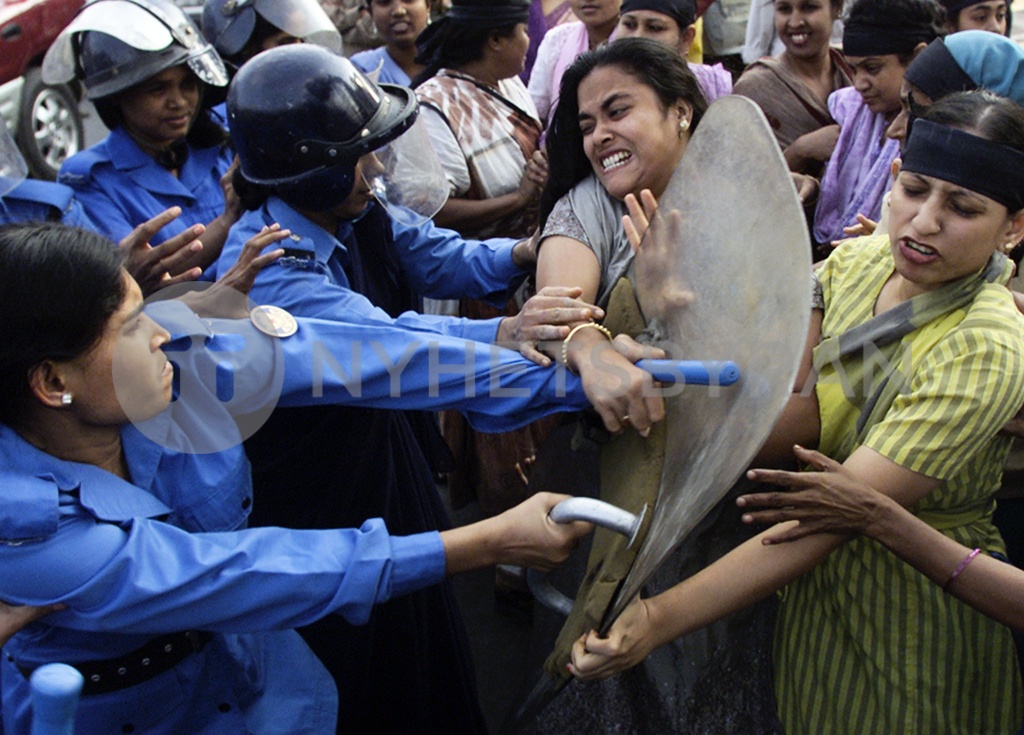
<box><xmin>43</xmin><ymin>0</ymin><xmax>227</xmax><ymax>89</ymax></box>
<box><xmin>363</xmin><ymin>116</ymin><xmax>449</xmax><ymax>227</ymax></box>
<box><xmin>0</xmin><ymin>123</ymin><xmax>28</xmax><ymax>199</ymax></box>
<box><xmin>185</xmin><ymin>46</ymin><xmax>229</xmax><ymax>88</ymax></box>
<box><xmin>255</xmin><ymin>0</ymin><xmax>343</xmax><ymax>53</ymax></box>
<box><xmin>43</xmin><ymin>1</ymin><xmax>176</xmax><ymax>85</ymax></box>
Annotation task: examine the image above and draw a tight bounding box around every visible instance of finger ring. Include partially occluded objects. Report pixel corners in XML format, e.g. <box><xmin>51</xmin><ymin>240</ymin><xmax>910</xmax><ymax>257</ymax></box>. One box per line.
<box><xmin>621</xmin><ymin>415</ymin><xmax>630</xmax><ymax>423</ymax></box>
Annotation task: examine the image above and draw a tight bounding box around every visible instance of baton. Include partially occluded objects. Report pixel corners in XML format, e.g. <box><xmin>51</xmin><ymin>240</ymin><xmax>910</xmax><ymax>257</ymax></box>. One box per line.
<box><xmin>636</xmin><ymin>359</ymin><xmax>740</xmax><ymax>386</ymax></box>
<box><xmin>30</xmin><ymin>663</ymin><xmax>82</xmax><ymax>735</ymax></box>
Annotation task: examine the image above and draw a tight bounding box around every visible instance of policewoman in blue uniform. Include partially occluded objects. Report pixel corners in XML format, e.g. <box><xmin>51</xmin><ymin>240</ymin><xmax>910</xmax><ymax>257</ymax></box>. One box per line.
<box><xmin>216</xmin><ymin>44</ymin><xmax>594</xmax><ymax>733</ymax></box>
<box><xmin>0</xmin><ymin>220</ymin><xmax>598</xmax><ymax>734</ymax></box>
<box><xmin>43</xmin><ymin>0</ymin><xmax>239</xmax><ymax>277</ymax></box>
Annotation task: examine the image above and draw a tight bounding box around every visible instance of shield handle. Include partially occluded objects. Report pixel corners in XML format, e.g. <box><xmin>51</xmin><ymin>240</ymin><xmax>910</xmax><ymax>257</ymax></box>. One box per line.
<box><xmin>528</xmin><ymin>499</ymin><xmax>648</xmax><ymax>616</ymax></box>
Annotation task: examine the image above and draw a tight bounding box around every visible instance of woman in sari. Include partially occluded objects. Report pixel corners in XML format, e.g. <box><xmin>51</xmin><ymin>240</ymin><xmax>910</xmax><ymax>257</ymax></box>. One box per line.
<box><xmin>733</xmin><ymin>0</ymin><xmax>851</xmax><ymax>175</ymax></box>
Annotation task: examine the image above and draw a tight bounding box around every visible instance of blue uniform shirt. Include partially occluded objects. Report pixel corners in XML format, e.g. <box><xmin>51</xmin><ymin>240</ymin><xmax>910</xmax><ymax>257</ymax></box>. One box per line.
<box><xmin>350</xmin><ymin>47</ymin><xmax>411</xmax><ymax>86</ymax></box>
<box><xmin>58</xmin><ymin>127</ymin><xmax>233</xmax><ymax>246</ymax></box>
<box><xmin>217</xmin><ymin>196</ymin><xmax>525</xmax><ymax>342</ymax></box>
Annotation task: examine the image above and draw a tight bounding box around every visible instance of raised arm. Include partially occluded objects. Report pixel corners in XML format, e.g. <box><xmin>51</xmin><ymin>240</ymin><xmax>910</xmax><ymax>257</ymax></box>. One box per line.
<box><xmin>738</xmin><ymin>446</ymin><xmax>1024</xmax><ymax>631</ymax></box>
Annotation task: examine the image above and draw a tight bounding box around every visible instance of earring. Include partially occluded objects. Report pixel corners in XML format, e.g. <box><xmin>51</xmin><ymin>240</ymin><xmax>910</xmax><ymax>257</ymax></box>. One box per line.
<box><xmin>61</xmin><ymin>393</ymin><xmax>73</xmax><ymax>406</ymax></box>
<box><xmin>678</xmin><ymin>118</ymin><xmax>690</xmax><ymax>137</ymax></box>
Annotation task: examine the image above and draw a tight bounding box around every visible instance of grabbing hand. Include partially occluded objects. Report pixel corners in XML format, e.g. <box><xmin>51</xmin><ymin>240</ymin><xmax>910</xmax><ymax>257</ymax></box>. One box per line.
<box><xmin>623</xmin><ymin>190</ymin><xmax>694</xmax><ymax>317</ymax></box>
<box><xmin>740</xmin><ymin>445</ymin><xmax>883</xmax><ymax>544</ymax></box>
<box><xmin>118</xmin><ymin>207</ymin><xmax>204</xmax><ymax>296</ymax></box>
<box><xmin>177</xmin><ymin>224</ymin><xmax>288</xmax><ymax>319</ymax></box>
<box><xmin>499</xmin><ymin>286</ymin><xmax>605</xmax><ymax>365</ymax></box>
<box><xmin>575</xmin><ymin>336</ymin><xmax>665</xmax><ymax>437</ymax></box>
<box><xmin>791</xmin><ymin>173</ymin><xmax>820</xmax><ymax>204</ymax></box>
<box><xmin>492</xmin><ymin>492</ymin><xmax>593</xmax><ymax>571</ymax></box>
<box><xmin>0</xmin><ymin>600</ymin><xmax>64</xmax><ymax>647</ymax></box>
<box><xmin>568</xmin><ymin>595</ymin><xmax>656</xmax><ymax>679</ymax></box>
<box><xmin>829</xmin><ymin>214</ymin><xmax>879</xmax><ymax>250</ymax></box>
<box><xmin>525</xmin><ymin>148</ymin><xmax>549</xmax><ymax>189</ymax></box>
<box><xmin>220</xmin><ymin>156</ymin><xmax>243</xmax><ymax>222</ymax></box>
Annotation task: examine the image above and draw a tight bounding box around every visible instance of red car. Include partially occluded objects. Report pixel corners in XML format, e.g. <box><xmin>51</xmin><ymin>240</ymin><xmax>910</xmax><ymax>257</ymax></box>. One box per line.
<box><xmin>0</xmin><ymin>0</ymin><xmax>85</xmax><ymax>179</ymax></box>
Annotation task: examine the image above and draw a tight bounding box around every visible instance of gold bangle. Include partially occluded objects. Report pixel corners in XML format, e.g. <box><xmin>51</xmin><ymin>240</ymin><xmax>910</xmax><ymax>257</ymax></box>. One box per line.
<box><xmin>561</xmin><ymin>321</ymin><xmax>613</xmax><ymax>373</ymax></box>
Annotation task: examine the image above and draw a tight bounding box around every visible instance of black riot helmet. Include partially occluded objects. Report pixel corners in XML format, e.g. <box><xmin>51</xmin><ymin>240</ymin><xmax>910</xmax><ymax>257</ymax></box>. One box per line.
<box><xmin>201</xmin><ymin>0</ymin><xmax>341</xmax><ymax>69</ymax></box>
<box><xmin>42</xmin><ymin>0</ymin><xmax>228</xmax><ymax>101</ymax></box>
<box><xmin>228</xmin><ymin>44</ymin><xmax>446</xmax><ymax>217</ymax></box>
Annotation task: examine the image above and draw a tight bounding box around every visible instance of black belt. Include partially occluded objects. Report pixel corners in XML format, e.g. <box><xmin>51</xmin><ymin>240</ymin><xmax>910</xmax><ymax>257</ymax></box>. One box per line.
<box><xmin>18</xmin><ymin>630</ymin><xmax>212</xmax><ymax>697</ymax></box>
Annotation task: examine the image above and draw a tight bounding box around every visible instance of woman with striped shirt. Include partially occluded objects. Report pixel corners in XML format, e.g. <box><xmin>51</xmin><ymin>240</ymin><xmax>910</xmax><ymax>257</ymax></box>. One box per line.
<box><xmin>569</xmin><ymin>90</ymin><xmax>1024</xmax><ymax>734</ymax></box>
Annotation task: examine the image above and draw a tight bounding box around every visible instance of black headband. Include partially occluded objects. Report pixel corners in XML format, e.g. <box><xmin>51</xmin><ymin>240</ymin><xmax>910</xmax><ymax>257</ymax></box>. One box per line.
<box><xmin>447</xmin><ymin>2</ymin><xmax>531</xmax><ymax>26</ymax></box>
<box><xmin>941</xmin><ymin>0</ymin><xmax>1004</xmax><ymax>14</ymax></box>
<box><xmin>843</xmin><ymin>22</ymin><xmax>935</xmax><ymax>57</ymax></box>
<box><xmin>904</xmin><ymin>39</ymin><xmax>978</xmax><ymax>101</ymax></box>
<box><xmin>620</xmin><ymin>0</ymin><xmax>696</xmax><ymax>28</ymax></box>
<box><xmin>902</xmin><ymin>119</ymin><xmax>1024</xmax><ymax>211</ymax></box>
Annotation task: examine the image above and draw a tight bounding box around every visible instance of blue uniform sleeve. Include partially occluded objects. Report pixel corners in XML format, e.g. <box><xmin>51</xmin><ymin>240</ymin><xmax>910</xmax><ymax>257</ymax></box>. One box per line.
<box><xmin>245</xmin><ymin>250</ymin><xmax>504</xmax><ymax>342</ymax></box>
<box><xmin>391</xmin><ymin>218</ymin><xmax>525</xmax><ymax>308</ymax></box>
<box><xmin>0</xmin><ymin>512</ymin><xmax>445</xmax><ymax>633</ymax></box>
<box><xmin>149</xmin><ymin>301</ymin><xmax>587</xmax><ymax>434</ymax></box>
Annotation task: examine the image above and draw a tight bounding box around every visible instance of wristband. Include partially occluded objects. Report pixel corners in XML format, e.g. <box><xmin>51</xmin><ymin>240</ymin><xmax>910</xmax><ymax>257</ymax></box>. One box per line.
<box><xmin>943</xmin><ymin>548</ymin><xmax>981</xmax><ymax>592</ymax></box>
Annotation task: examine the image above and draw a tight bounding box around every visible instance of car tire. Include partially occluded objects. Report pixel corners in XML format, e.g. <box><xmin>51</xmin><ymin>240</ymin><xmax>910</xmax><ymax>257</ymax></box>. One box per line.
<box><xmin>16</xmin><ymin>67</ymin><xmax>84</xmax><ymax>181</ymax></box>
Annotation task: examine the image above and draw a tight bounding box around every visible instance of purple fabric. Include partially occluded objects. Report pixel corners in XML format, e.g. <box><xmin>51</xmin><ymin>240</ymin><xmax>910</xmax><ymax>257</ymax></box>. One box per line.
<box><xmin>689</xmin><ymin>62</ymin><xmax>733</xmax><ymax>103</ymax></box>
<box><xmin>813</xmin><ymin>87</ymin><xmax>899</xmax><ymax>244</ymax></box>
<box><xmin>522</xmin><ymin>0</ymin><xmax>574</xmax><ymax>83</ymax></box>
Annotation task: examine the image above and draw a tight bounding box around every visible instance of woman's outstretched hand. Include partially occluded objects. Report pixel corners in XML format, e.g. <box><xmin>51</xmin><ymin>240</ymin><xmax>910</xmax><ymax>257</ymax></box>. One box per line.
<box><xmin>740</xmin><ymin>445</ymin><xmax>885</xmax><ymax>544</ymax></box>
<box><xmin>118</xmin><ymin>207</ymin><xmax>205</xmax><ymax>296</ymax></box>
<box><xmin>498</xmin><ymin>286</ymin><xmax>605</xmax><ymax>366</ymax></box>
<box><xmin>176</xmin><ymin>224</ymin><xmax>289</xmax><ymax>319</ymax></box>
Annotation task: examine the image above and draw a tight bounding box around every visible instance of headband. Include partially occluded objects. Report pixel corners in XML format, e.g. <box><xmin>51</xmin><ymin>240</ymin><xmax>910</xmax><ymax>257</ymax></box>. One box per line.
<box><xmin>447</xmin><ymin>2</ymin><xmax>530</xmax><ymax>25</ymax></box>
<box><xmin>620</xmin><ymin>0</ymin><xmax>697</xmax><ymax>29</ymax></box>
<box><xmin>842</xmin><ymin>21</ymin><xmax>936</xmax><ymax>57</ymax></box>
<box><xmin>940</xmin><ymin>0</ymin><xmax>1004</xmax><ymax>14</ymax></box>
<box><xmin>902</xmin><ymin>119</ymin><xmax>1024</xmax><ymax>211</ymax></box>
<box><xmin>904</xmin><ymin>39</ymin><xmax>978</xmax><ymax>101</ymax></box>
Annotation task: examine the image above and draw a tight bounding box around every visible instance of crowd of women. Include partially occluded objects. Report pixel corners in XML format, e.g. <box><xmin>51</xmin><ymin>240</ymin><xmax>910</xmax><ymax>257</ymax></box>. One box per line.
<box><xmin>2</xmin><ymin>0</ymin><xmax>1024</xmax><ymax>732</ymax></box>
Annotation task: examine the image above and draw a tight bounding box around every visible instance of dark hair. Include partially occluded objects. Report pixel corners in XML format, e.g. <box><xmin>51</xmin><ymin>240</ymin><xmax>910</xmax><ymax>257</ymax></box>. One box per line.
<box><xmin>411</xmin><ymin>22</ymin><xmax>519</xmax><ymax>87</ymax></box>
<box><xmin>844</xmin><ymin>0</ymin><xmax>947</xmax><ymax>63</ymax></box>
<box><xmin>233</xmin><ymin>167</ymin><xmax>273</xmax><ymax>211</ymax></box>
<box><xmin>923</xmin><ymin>89</ymin><xmax>1024</xmax><ymax>151</ymax></box>
<box><xmin>0</xmin><ymin>223</ymin><xmax>125</xmax><ymax>426</ymax></box>
<box><xmin>236</xmin><ymin>14</ymin><xmax>291</xmax><ymax>65</ymax></box>
<box><xmin>540</xmin><ymin>37</ymin><xmax>708</xmax><ymax>228</ymax></box>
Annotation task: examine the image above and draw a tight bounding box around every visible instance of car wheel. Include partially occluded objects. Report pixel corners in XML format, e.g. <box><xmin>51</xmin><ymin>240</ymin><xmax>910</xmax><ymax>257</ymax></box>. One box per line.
<box><xmin>16</xmin><ymin>67</ymin><xmax>84</xmax><ymax>181</ymax></box>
